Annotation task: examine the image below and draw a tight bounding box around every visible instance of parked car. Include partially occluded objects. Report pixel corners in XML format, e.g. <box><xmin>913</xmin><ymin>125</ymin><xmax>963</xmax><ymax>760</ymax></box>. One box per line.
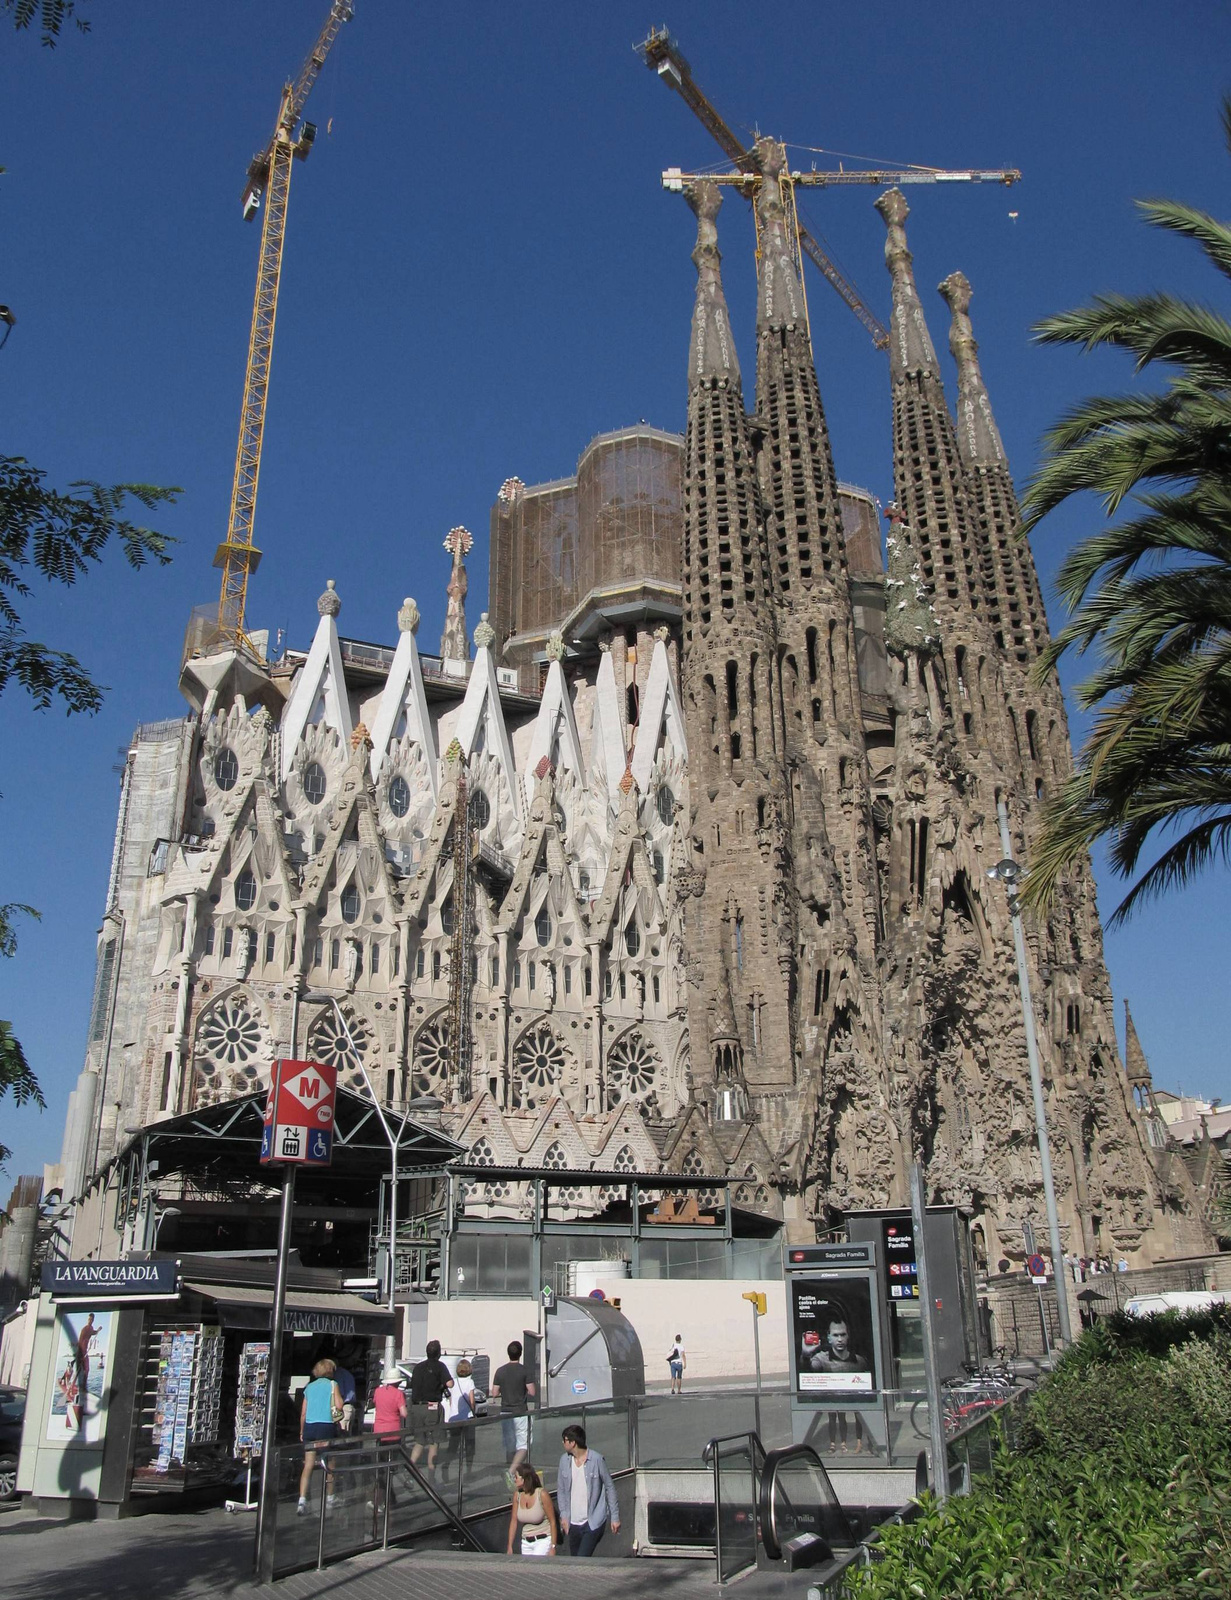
<box><xmin>0</xmin><ymin>1386</ymin><xmax>26</xmax><ymax>1499</ymax></box>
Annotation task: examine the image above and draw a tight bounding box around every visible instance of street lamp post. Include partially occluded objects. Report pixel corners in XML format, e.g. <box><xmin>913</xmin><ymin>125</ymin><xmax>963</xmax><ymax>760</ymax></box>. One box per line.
<box><xmin>987</xmin><ymin>797</ymin><xmax>1074</xmax><ymax>1348</ymax></box>
<box><xmin>300</xmin><ymin>991</ymin><xmax>430</xmax><ymax>1368</ymax></box>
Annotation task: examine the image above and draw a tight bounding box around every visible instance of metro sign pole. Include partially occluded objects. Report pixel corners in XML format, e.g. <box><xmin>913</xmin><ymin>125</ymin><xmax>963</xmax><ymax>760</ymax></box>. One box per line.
<box><xmin>254</xmin><ymin>1058</ymin><xmax>337</xmax><ymax>1580</ymax></box>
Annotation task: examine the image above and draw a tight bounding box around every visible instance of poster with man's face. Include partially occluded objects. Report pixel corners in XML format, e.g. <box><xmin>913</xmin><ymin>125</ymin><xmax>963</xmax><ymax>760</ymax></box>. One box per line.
<box><xmin>791</xmin><ymin>1277</ymin><xmax>878</xmax><ymax>1398</ymax></box>
<box><xmin>45</xmin><ymin>1308</ymin><xmax>114</xmax><ymax>1445</ymax></box>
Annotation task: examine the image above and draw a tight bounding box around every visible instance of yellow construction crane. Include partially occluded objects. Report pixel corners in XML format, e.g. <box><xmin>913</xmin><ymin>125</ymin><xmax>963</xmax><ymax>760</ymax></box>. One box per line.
<box><xmin>214</xmin><ymin>1</ymin><xmax>354</xmax><ymax>653</ymax></box>
<box><xmin>638</xmin><ymin>27</ymin><xmax>1020</xmax><ymax>352</ymax></box>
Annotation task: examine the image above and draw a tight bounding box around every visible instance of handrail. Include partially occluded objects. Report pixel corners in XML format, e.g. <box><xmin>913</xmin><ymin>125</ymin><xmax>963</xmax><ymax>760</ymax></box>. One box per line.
<box><xmin>761</xmin><ymin>1446</ymin><xmax>832</xmax><ymax>1555</ymax></box>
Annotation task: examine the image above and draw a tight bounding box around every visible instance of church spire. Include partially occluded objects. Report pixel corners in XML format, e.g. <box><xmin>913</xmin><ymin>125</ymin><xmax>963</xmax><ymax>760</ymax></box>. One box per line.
<box><xmin>751</xmin><ymin>138</ymin><xmax>849</xmax><ymax>624</ymax></box>
<box><xmin>939</xmin><ymin>270</ymin><xmax>1049</xmax><ymax>664</ymax></box>
<box><xmin>875</xmin><ymin>189</ymin><xmax>984</xmax><ymax>630</ymax></box>
<box><xmin>687</xmin><ymin>180</ymin><xmax>740</xmax><ymax>388</ymax></box>
<box><xmin>875</xmin><ymin>187</ymin><xmax>940</xmax><ymax>380</ymax></box>
<box><xmin>440</xmin><ymin>526</ymin><xmax>473</xmax><ymax>662</ymax></box>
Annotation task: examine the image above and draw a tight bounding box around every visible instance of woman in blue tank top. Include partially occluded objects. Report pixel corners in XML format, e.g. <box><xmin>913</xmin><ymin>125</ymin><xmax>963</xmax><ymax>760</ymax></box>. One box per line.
<box><xmin>297</xmin><ymin>1358</ymin><xmax>342</xmax><ymax>1514</ymax></box>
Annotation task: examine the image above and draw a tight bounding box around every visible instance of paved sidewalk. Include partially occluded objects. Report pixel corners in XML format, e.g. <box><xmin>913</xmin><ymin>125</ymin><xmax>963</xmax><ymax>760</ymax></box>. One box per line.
<box><xmin>0</xmin><ymin>1504</ymin><xmax>806</xmax><ymax>1600</ymax></box>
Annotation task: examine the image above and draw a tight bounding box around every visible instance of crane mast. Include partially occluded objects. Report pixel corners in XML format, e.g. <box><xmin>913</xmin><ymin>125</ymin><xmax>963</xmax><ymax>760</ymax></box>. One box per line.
<box><xmin>214</xmin><ymin>1</ymin><xmax>353</xmax><ymax>653</ymax></box>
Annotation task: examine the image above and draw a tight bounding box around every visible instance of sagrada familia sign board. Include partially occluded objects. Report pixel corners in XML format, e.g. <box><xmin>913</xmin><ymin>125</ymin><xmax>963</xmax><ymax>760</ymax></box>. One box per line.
<box><xmin>53</xmin><ymin>142</ymin><xmax>1208</xmax><ymax>1272</ymax></box>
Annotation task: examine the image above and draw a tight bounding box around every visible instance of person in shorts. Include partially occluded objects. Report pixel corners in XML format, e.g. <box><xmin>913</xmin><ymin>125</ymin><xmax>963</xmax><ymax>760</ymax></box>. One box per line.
<box><xmin>297</xmin><ymin>1359</ymin><xmax>342</xmax><ymax>1514</ymax></box>
<box><xmin>491</xmin><ymin>1339</ymin><xmax>535</xmax><ymax>1487</ymax></box>
<box><xmin>407</xmin><ymin>1339</ymin><xmax>452</xmax><ymax>1476</ymax></box>
<box><xmin>334</xmin><ymin>1363</ymin><xmax>357</xmax><ymax>1432</ymax></box>
<box><xmin>669</xmin><ymin>1334</ymin><xmax>686</xmax><ymax>1394</ymax></box>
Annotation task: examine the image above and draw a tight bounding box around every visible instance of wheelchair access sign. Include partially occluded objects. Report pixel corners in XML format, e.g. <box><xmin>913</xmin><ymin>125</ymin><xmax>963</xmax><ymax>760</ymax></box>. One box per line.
<box><xmin>260</xmin><ymin>1057</ymin><xmax>337</xmax><ymax>1167</ymax></box>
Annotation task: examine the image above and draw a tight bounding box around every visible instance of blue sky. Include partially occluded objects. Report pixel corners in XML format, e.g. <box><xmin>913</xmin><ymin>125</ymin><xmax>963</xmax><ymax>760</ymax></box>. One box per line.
<box><xmin>2</xmin><ymin>1</ymin><xmax>1229</xmax><ymax>1182</ymax></box>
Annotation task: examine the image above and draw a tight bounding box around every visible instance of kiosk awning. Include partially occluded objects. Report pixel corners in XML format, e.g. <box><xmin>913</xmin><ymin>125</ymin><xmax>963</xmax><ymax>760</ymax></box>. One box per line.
<box><xmin>184</xmin><ymin>1281</ymin><xmax>395</xmax><ymax>1337</ymax></box>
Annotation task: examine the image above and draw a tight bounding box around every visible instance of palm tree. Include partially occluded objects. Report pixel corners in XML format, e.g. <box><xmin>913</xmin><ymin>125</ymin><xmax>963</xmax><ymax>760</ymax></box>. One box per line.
<box><xmin>1019</xmin><ymin>102</ymin><xmax>1231</xmax><ymax>924</ymax></box>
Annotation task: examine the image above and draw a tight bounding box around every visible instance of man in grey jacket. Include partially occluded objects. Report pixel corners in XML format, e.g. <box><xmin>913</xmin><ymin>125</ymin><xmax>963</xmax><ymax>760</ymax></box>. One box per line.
<box><xmin>557</xmin><ymin>1424</ymin><xmax>621</xmax><ymax>1556</ymax></box>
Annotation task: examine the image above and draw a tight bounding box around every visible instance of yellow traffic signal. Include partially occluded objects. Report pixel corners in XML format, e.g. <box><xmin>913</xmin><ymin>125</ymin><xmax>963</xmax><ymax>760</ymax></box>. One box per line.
<box><xmin>742</xmin><ymin>1291</ymin><xmax>767</xmax><ymax>1316</ymax></box>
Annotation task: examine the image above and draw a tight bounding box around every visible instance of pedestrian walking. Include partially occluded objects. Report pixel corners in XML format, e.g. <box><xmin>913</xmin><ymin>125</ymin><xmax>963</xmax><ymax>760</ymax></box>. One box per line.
<box><xmin>334</xmin><ymin>1363</ymin><xmax>357</xmax><ymax>1433</ymax></box>
<box><xmin>297</xmin><ymin>1359</ymin><xmax>343</xmax><ymax>1515</ymax></box>
<box><xmin>491</xmin><ymin>1339</ymin><xmax>536</xmax><ymax>1488</ymax></box>
<box><xmin>557</xmin><ymin>1424</ymin><xmax>620</xmax><ymax>1556</ymax></box>
<box><xmin>371</xmin><ymin>1366</ymin><xmax>407</xmax><ymax>1440</ymax></box>
<box><xmin>506</xmin><ymin>1462</ymin><xmax>559</xmax><ymax>1557</ymax></box>
<box><xmin>444</xmin><ymin>1357</ymin><xmax>478</xmax><ymax>1482</ymax></box>
<box><xmin>669</xmin><ymin>1333</ymin><xmax>686</xmax><ymax>1394</ymax></box>
<box><xmin>407</xmin><ymin>1339</ymin><xmax>453</xmax><ymax>1477</ymax></box>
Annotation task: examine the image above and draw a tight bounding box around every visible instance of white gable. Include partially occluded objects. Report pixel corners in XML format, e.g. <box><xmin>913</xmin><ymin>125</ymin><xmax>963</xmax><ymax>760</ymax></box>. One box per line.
<box><xmin>369</xmin><ymin>609</ymin><xmax>438</xmax><ymax>795</ymax></box>
<box><xmin>630</xmin><ymin>636</ymin><xmax>688</xmax><ymax>794</ymax></box>
<box><xmin>523</xmin><ymin>657</ymin><xmax>585</xmax><ymax>806</ymax></box>
<box><xmin>280</xmin><ymin>596</ymin><xmax>352</xmax><ymax>783</ymax></box>
<box><xmin>455</xmin><ymin>644</ymin><xmax>521</xmax><ymax>819</ymax></box>
<box><xmin>588</xmin><ymin>649</ymin><xmax>628</xmax><ymax>808</ymax></box>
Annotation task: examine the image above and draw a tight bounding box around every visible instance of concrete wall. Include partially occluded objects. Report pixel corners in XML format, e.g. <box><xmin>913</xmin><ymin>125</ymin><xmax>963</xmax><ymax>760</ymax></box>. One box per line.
<box><xmin>425</xmin><ymin>1277</ymin><xmax>788</xmax><ymax>1386</ymax></box>
<box><xmin>0</xmin><ymin>1297</ymin><xmax>39</xmax><ymax>1388</ymax></box>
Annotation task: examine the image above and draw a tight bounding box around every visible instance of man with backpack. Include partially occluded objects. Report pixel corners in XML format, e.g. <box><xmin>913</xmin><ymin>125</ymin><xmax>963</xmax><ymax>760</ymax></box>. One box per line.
<box><xmin>407</xmin><ymin>1338</ymin><xmax>453</xmax><ymax>1477</ymax></box>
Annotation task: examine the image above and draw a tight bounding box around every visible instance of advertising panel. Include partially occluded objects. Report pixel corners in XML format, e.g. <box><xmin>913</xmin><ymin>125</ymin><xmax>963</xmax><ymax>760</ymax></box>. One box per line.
<box><xmin>791</xmin><ymin>1276</ymin><xmax>879</xmax><ymax>1399</ymax></box>
<box><xmin>45</xmin><ymin>1307</ymin><xmax>115</xmax><ymax>1445</ymax></box>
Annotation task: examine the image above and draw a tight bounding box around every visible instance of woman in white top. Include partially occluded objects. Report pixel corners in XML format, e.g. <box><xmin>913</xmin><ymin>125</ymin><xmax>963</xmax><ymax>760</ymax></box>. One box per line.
<box><xmin>506</xmin><ymin>1462</ymin><xmax>558</xmax><ymax>1556</ymax></box>
<box><xmin>443</xmin><ymin>1357</ymin><xmax>478</xmax><ymax>1481</ymax></box>
<box><xmin>669</xmin><ymin>1335</ymin><xmax>686</xmax><ymax>1394</ymax></box>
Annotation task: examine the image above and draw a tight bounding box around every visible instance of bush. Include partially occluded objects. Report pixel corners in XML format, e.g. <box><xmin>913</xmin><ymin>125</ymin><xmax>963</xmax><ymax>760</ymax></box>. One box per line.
<box><xmin>846</xmin><ymin>1316</ymin><xmax>1231</xmax><ymax>1599</ymax></box>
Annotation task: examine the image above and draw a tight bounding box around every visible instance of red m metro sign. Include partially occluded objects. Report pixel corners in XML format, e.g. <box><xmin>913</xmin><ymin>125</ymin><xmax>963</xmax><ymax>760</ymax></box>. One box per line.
<box><xmin>260</xmin><ymin>1057</ymin><xmax>337</xmax><ymax>1167</ymax></box>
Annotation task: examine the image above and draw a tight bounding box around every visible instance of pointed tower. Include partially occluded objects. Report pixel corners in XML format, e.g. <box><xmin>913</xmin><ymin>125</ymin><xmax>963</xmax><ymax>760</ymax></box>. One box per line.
<box><xmin>440</xmin><ymin>526</ymin><xmax>473</xmax><ymax>662</ymax></box>
<box><xmin>677</xmin><ymin>179</ymin><xmax>796</xmax><ymax>1114</ymax></box>
<box><xmin>938</xmin><ymin>272</ymin><xmax>1048</xmax><ymax>666</ymax></box>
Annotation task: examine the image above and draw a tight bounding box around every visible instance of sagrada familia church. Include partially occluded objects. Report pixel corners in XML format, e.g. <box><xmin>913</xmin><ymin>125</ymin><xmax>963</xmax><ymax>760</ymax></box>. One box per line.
<box><xmin>51</xmin><ymin>141</ymin><xmax>1210</xmax><ymax>1270</ymax></box>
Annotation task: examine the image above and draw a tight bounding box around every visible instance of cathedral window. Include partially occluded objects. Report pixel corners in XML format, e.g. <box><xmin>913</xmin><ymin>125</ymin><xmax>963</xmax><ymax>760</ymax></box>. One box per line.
<box><xmin>528</xmin><ymin>962</ymin><xmax>536</xmax><ymax>992</ymax></box>
<box><xmin>341</xmin><ymin>883</ymin><xmax>360</xmax><ymax>924</ymax></box>
<box><xmin>535</xmin><ymin>906</ymin><xmax>552</xmax><ymax>947</ymax></box>
<box><xmin>734</xmin><ymin>915</ymin><xmax>743</xmax><ymax>972</ymax></box>
<box><xmin>223</xmin><ymin>928</ymin><xmax>234</xmax><ymax>960</ymax></box>
<box><xmin>331</xmin><ymin>938</ymin><xmax>340</xmax><ymax>970</ymax></box>
<box><xmin>469</xmin><ymin>1137</ymin><xmax>494</xmax><ymax>1167</ymax></box>
<box><xmin>308</xmin><ymin>1006</ymin><xmax>370</xmax><ymax>1075</ymax></box>
<box><xmin>303</xmin><ymin>762</ymin><xmax>327</xmax><ymax>806</ymax></box>
<box><xmin>625</xmin><ymin>920</ymin><xmax>640</xmax><ymax>957</ymax></box>
<box><xmin>542</xmin><ymin>1141</ymin><xmax>568</xmax><ymax>1170</ymax></box>
<box><xmin>652</xmin><ymin>850</ymin><xmax>665</xmax><ymax>884</ymax></box>
<box><xmin>440</xmin><ymin>897</ymin><xmax>454</xmax><ymax>936</ymax></box>
<box><xmin>388</xmin><ymin>775</ymin><xmax>411</xmax><ymax>818</ymax></box>
<box><xmin>370</xmin><ymin>941</ymin><xmax>380</xmax><ymax>974</ymax></box>
<box><xmin>563</xmin><ymin>964</ymin><xmax>572</xmax><ymax>996</ymax></box>
<box><xmin>204</xmin><ymin>925</ymin><xmax>215</xmax><ymax>957</ymax></box>
<box><xmin>198</xmin><ymin>995</ymin><xmax>263</xmax><ymax>1066</ymax></box>
<box><xmin>490</xmin><ymin>955</ymin><xmax>500</xmax><ymax>986</ymax></box>
<box><xmin>214</xmin><ymin>747</ymin><xmax>239</xmax><ymax>792</ymax></box>
<box><xmin>514</xmin><ymin>959</ymin><xmax>522</xmax><ymax>988</ymax></box>
<box><xmin>619</xmin><ymin>972</ymin><xmax>627</xmax><ymax>1000</ymax></box>
<box><xmin>806</xmin><ymin>628</ymin><xmax>819</xmax><ymax>685</ymax></box>
<box><xmin>612</xmin><ymin>1144</ymin><xmax>636</xmax><ymax>1173</ymax></box>
<box><xmin>289</xmin><ymin>932</ymin><xmax>296</xmax><ymax>964</ymax></box>
<box><xmin>392</xmin><ymin>942</ymin><xmax>399</xmax><ymax>976</ymax></box>
<box><xmin>585</xmin><ymin>965</ymin><xmax>592</xmax><ymax>998</ymax></box>
<box><xmin>606</xmin><ymin>1031</ymin><xmax>661</xmax><ymax>1106</ymax></box>
<box><xmin>512</xmin><ymin>1022</ymin><xmax>566</xmax><ymax>1108</ymax></box>
<box><xmin>235</xmin><ymin>869</ymin><xmax>257</xmax><ymax>911</ymax></box>
<box><xmin>469</xmin><ymin>788</ymin><xmax>491</xmax><ymax>829</ymax></box>
<box><xmin>386</xmin><ymin>1069</ymin><xmax>396</xmax><ymax>1102</ymax></box>
<box><xmin>652</xmin><ymin>974</ymin><xmax>660</xmax><ymax>1004</ymax></box>
<box><xmin>416</xmin><ymin>948</ymin><xmax>425</xmax><ymax>979</ymax></box>
<box><xmin>413</xmin><ymin>1016</ymin><xmax>452</xmax><ymax>1096</ymax></box>
<box><xmin>313</xmin><ymin>937</ymin><xmax>322</xmax><ymax>967</ymax></box>
<box><xmin>432</xmin><ymin>950</ymin><xmax>441</xmax><ymax>981</ymax></box>
<box><xmin>604</xmin><ymin>970</ymin><xmax>612</xmax><ymax>1000</ymax></box>
<box><xmin>578</xmin><ymin>869</ymin><xmax>591</xmax><ymax>895</ymax></box>
<box><xmin>656</xmin><ymin>785</ymin><xmax>675</xmax><ymax>828</ymax></box>
<box><xmin>264</xmin><ymin>931</ymin><xmax>275</xmax><ymax>964</ymax></box>
<box><xmin>470</xmin><ymin>953</ymin><xmax>478</xmax><ymax>982</ymax></box>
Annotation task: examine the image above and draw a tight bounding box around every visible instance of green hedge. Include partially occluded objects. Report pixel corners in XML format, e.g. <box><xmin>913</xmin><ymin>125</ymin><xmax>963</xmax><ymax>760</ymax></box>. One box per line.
<box><xmin>847</xmin><ymin>1309</ymin><xmax>1231</xmax><ymax>1599</ymax></box>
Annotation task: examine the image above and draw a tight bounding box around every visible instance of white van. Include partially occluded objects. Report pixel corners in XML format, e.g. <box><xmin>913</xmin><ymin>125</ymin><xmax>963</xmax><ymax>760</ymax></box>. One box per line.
<box><xmin>1122</xmin><ymin>1290</ymin><xmax>1228</xmax><ymax>1318</ymax></box>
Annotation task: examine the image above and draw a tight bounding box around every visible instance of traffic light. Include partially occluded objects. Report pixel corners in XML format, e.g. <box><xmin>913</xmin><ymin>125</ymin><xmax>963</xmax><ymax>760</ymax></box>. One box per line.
<box><xmin>742</xmin><ymin>1291</ymin><xmax>767</xmax><ymax>1316</ymax></box>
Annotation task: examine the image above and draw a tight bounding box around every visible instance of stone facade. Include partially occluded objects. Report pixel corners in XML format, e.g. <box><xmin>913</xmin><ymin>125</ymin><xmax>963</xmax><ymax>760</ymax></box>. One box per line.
<box><xmin>53</xmin><ymin>158</ymin><xmax>1211</xmax><ymax>1267</ymax></box>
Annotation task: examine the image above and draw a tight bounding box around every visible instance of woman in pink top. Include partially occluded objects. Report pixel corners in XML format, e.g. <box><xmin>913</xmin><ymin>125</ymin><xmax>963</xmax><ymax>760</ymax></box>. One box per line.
<box><xmin>369</xmin><ymin>1367</ymin><xmax>407</xmax><ymax>1534</ymax></box>
<box><xmin>372</xmin><ymin>1368</ymin><xmax>407</xmax><ymax>1439</ymax></box>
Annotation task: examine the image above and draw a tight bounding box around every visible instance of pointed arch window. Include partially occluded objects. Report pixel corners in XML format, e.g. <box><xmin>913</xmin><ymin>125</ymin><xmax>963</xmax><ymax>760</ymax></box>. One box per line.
<box><xmin>624</xmin><ymin>920</ymin><xmax>640</xmax><ymax>957</ymax></box>
<box><xmin>340</xmin><ymin>883</ymin><xmax>360</xmax><ymax>924</ymax></box>
<box><xmin>235</xmin><ymin>868</ymin><xmax>257</xmax><ymax>912</ymax></box>
<box><xmin>440</xmin><ymin>896</ymin><xmax>455</xmax><ymax>937</ymax></box>
<box><xmin>542</xmin><ymin>1141</ymin><xmax>568</xmax><ymax>1171</ymax></box>
<box><xmin>612</xmin><ymin>1144</ymin><xmax>636</xmax><ymax>1173</ymax></box>
<box><xmin>535</xmin><ymin>905</ymin><xmax>552</xmax><ymax>947</ymax></box>
<box><xmin>469</xmin><ymin>1137</ymin><xmax>495</xmax><ymax>1167</ymax></box>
